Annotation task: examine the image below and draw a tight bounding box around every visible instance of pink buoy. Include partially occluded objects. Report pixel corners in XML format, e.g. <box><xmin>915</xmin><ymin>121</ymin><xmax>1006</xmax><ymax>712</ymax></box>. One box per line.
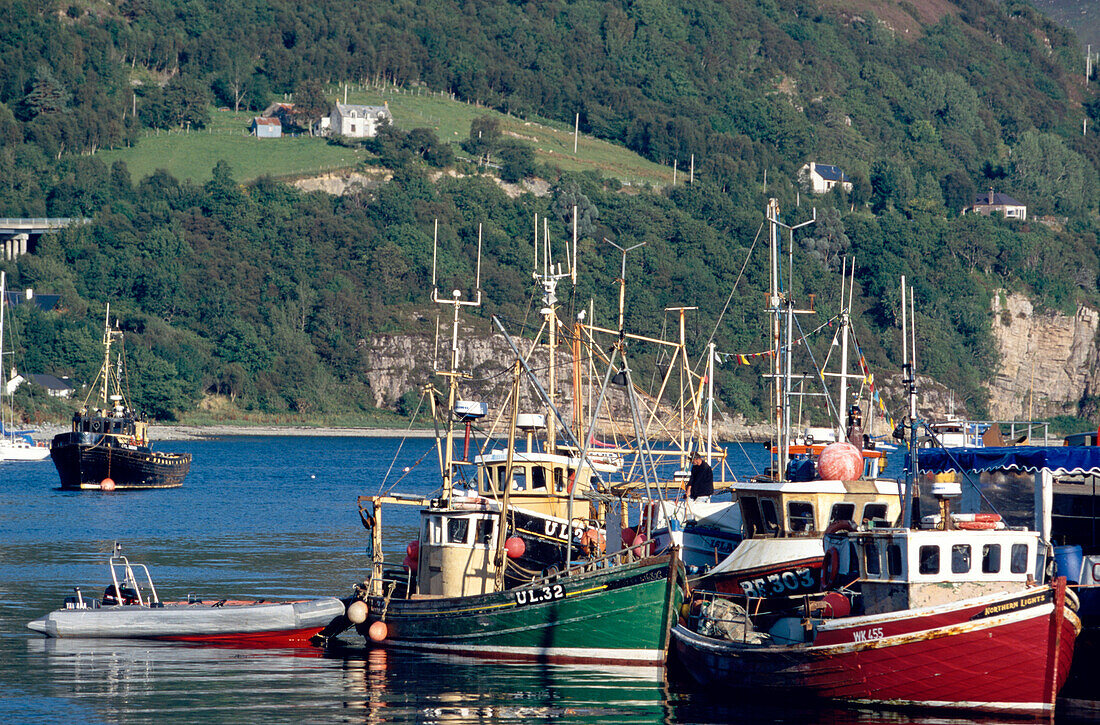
<box><xmin>631</xmin><ymin>532</ymin><xmax>648</xmax><ymax>558</ymax></box>
<box><xmin>368</xmin><ymin>620</ymin><xmax>388</xmax><ymax>642</ymax></box>
<box><xmin>100</xmin><ymin>478</ymin><xmax>116</xmax><ymax>492</ymax></box>
<box><xmin>817</xmin><ymin>442</ymin><xmax>863</xmax><ymax>481</ymax></box>
<box><xmin>402</xmin><ymin>555</ymin><xmax>417</xmax><ymax>571</ymax></box>
<box><xmin>406</xmin><ymin>540</ymin><xmax>419</xmax><ymax>559</ymax></box>
<box><xmin>504</xmin><ymin>536</ymin><xmax>526</xmax><ymax>559</ymax></box>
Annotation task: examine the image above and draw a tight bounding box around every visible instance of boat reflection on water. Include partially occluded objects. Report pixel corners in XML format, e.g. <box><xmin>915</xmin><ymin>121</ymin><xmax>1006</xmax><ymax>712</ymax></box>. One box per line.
<box><xmin>337</xmin><ymin>648</ymin><xmax>669</xmax><ymax>723</ymax></box>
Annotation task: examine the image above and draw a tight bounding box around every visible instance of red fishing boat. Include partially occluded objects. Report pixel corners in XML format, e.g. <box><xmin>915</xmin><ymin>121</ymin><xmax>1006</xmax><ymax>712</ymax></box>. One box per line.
<box><xmin>673</xmin><ymin>523</ymin><xmax>1080</xmax><ymax>715</ymax></box>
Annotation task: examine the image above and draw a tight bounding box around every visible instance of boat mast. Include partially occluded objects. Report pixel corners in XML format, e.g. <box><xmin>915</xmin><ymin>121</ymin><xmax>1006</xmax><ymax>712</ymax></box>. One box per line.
<box><xmin>430</xmin><ymin>220</ymin><xmax>482</xmax><ymax>501</ymax></box>
<box><xmin>901</xmin><ymin>276</ymin><xmax>919</xmax><ymax>527</ymax></box>
<box><xmin>765</xmin><ymin>200</ymin><xmax>815</xmax><ymax>480</ymax></box>
<box><xmin>535</xmin><ymin>217</ymin><xmax>571</xmax><ymax>456</ymax></box>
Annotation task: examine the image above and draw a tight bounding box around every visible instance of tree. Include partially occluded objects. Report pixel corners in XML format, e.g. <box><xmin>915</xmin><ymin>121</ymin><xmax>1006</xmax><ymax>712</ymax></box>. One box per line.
<box><xmin>22</xmin><ymin>65</ymin><xmax>70</xmax><ymax>118</ymax></box>
<box><xmin>498</xmin><ymin>141</ymin><xmax>534</xmax><ymax>183</ymax></box>
<box><xmin>462</xmin><ymin>115</ymin><xmax>501</xmax><ymax>162</ymax></box>
<box><xmin>551</xmin><ymin>181</ymin><xmax>598</xmax><ymax>237</ymax></box>
<box><xmin>942</xmin><ymin>170</ymin><xmax>974</xmax><ymax>215</ymax></box>
<box><xmin>292</xmin><ymin>79</ymin><xmax>328</xmax><ymax>134</ymax></box>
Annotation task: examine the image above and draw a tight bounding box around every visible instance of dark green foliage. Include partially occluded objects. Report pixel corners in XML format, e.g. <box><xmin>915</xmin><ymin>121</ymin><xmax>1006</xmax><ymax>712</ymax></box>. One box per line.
<box><xmin>0</xmin><ymin>0</ymin><xmax>1099</xmax><ymax>422</ymax></box>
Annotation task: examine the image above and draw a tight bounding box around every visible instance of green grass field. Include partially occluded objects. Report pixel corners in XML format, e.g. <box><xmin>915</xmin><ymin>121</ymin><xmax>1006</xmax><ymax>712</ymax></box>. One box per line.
<box><xmin>93</xmin><ymin>86</ymin><xmax>675</xmax><ymax>188</ymax></box>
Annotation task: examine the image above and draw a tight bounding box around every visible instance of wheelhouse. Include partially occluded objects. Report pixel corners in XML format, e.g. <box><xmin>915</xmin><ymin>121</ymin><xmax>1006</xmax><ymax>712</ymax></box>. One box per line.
<box><xmin>828</xmin><ymin>528</ymin><xmax>1042</xmax><ymax>615</ymax></box>
<box><xmin>735</xmin><ymin>480</ymin><xmax>902</xmax><ymax>538</ymax></box>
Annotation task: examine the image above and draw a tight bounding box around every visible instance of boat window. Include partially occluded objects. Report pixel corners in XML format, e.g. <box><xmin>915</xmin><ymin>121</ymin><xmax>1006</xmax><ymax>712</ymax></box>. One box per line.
<box><xmin>887</xmin><ymin>544</ymin><xmax>903</xmax><ymax>576</ymax></box>
<box><xmin>788</xmin><ymin>502</ymin><xmax>815</xmax><ymax>532</ymax></box>
<box><xmin>1010</xmin><ymin>543</ymin><xmax>1029</xmax><ymax>574</ymax></box>
<box><xmin>760</xmin><ymin>499</ymin><xmax>780</xmax><ymax>535</ymax></box>
<box><xmin>553</xmin><ymin>468</ymin><xmax>565</xmax><ymax>493</ymax></box>
<box><xmin>862</xmin><ymin>503</ymin><xmax>888</xmax><ymax>523</ymax></box>
<box><xmin>499</xmin><ymin>466</ymin><xmax>526</xmax><ymax>491</ymax></box>
<box><xmin>447</xmin><ymin>517</ymin><xmax>470</xmax><ymax>544</ymax></box>
<box><xmin>863</xmin><ymin>541</ymin><xmax>881</xmax><ymax>575</ymax></box>
<box><xmin>429</xmin><ymin>517</ymin><xmax>443</xmax><ymax>545</ymax></box>
<box><xmin>919</xmin><ymin>545</ymin><xmax>940</xmax><ymax>575</ymax></box>
<box><xmin>531</xmin><ymin>466</ymin><xmax>547</xmax><ymax>489</ymax></box>
<box><xmin>982</xmin><ymin>544</ymin><xmax>1001</xmax><ymax>574</ymax></box>
<box><xmin>740</xmin><ymin>497</ymin><xmax>766</xmax><ymax>538</ymax></box>
<box><xmin>475</xmin><ymin>519</ymin><xmax>494</xmax><ymax>546</ymax></box>
<box><xmin>829</xmin><ymin>503</ymin><xmax>855</xmax><ymax>524</ymax></box>
<box><xmin>951</xmin><ymin>544</ymin><xmax>972</xmax><ymax>574</ymax></box>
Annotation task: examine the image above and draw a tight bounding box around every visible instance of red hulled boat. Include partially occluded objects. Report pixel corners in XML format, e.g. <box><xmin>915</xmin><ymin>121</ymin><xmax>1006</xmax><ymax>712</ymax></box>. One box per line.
<box><xmin>673</xmin><ymin>524</ymin><xmax>1081</xmax><ymax>716</ymax></box>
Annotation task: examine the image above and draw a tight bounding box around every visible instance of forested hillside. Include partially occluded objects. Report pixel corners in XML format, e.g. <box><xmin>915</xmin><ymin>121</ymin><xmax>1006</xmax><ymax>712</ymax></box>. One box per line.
<box><xmin>1</xmin><ymin>0</ymin><xmax>1098</xmax><ymax>426</ymax></box>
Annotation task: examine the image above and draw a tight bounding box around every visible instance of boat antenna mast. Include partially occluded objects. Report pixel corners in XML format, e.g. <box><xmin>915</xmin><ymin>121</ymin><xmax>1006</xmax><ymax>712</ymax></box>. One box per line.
<box><xmin>429</xmin><ymin>219</ymin><xmax>482</xmax><ymax>500</ymax></box>
<box><xmin>532</xmin><ymin>213</ymin><xmax>574</xmax><ymax>455</ymax></box>
<box><xmin>99</xmin><ymin>303</ymin><xmax>125</xmax><ymax>410</ymax></box>
<box><xmin>765</xmin><ymin>199</ymin><xmax>815</xmax><ymax>481</ymax></box>
<box><xmin>901</xmin><ymin>275</ymin><xmax>919</xmax><ymax>527</ymax></box>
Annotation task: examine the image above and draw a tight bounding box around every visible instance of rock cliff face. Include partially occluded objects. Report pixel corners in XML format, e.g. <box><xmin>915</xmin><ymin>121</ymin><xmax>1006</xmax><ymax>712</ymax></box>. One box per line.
<box><xmin>986</xmin><ymin>292</ymin><xmax>1100</xmax><ymax>420</ymax></box>
<box><xmin>363</xmin><ymin>318</ymin><xmax>760</xmax><ymax>440</ymax></box>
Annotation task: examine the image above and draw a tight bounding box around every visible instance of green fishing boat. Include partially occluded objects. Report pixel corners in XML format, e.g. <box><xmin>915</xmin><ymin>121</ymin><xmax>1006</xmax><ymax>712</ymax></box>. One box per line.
<box><xmin>351</xmin><ymin>492</ymin><xmax>685</xmax><ymax>664</ymax></box>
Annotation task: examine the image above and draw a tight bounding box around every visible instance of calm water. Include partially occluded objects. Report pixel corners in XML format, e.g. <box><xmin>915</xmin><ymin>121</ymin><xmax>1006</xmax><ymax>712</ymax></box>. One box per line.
<box><xmin>0</xmin><ymin>436</ymin><xmax>1065</xmax><ymax>723</ymax></box>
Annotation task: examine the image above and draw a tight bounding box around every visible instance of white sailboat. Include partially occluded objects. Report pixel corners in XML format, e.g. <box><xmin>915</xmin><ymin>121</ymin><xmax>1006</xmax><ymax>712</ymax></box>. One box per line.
<box><xmin>0</xmin><ymin>271</ymin><xmax>50</xmax><ymax>462</ymax></box>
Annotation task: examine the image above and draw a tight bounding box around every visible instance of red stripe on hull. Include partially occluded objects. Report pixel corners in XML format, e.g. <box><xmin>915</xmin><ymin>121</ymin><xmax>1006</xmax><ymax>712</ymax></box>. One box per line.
<box><xmin>675</xmin><ymin>594</ymin><xmax>1080</xmax><ymax>715</ymax></box>
<box><xmin>150</xmin><ymin>627</ymin><xmax>326</xmax><ymax>648</ymax></box>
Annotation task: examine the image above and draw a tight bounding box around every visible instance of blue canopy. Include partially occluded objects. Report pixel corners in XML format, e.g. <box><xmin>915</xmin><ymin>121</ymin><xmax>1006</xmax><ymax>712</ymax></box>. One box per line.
<box><xmin>918</xmin><ymin>445</ymin><xmax>1100</xmax><ymax>476</ymax></box>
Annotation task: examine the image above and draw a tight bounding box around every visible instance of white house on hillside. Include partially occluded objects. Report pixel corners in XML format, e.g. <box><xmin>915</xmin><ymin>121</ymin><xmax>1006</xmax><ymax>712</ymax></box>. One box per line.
<box><xmin>799</xmin><ymin>162</ymin><xmax>853</xmax><ymax>194</ymax></box>
<box><xmin>317</xmin><ymin>103</ymin><xmax>393</xmax><ymax>138</ymax></box>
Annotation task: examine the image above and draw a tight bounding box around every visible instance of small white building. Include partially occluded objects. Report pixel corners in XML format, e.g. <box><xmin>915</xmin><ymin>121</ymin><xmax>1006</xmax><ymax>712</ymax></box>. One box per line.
<box><xmin>320</xmin><ymin>103</ymin><xmax>393</xmax><ymax>138</ymax></box>
<box><xmin>799</xmin><ymin>162</ymin><xmax>853</xmax><ymax>194</ymax></box>
<box><xmin>966</xmin><ymin>189</ymin><xmax>1027</xmax><ymax>221</ymax></box>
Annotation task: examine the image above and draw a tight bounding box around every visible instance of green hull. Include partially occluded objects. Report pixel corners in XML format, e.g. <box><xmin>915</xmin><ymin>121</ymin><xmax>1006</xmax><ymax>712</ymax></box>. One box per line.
<box><xmin>358</xmin><ymin>555</ymin><xmax>686</xmax><ymax>665</ymax></box>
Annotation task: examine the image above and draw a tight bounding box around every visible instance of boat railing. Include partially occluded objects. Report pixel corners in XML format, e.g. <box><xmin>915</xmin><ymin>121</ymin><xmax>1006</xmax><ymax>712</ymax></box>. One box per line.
<box><xmin>108</xmin><ymin>545</ymin><xmax>160</xmax><ymax>606</ymax></box>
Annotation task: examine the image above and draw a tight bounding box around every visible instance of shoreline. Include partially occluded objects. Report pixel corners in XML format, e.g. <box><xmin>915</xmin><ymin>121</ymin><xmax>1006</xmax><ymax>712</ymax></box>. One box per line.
<box><xmin>156</xmin><ymin>424</ymin><xmax>439</xmax><ymax>441</ymax></box>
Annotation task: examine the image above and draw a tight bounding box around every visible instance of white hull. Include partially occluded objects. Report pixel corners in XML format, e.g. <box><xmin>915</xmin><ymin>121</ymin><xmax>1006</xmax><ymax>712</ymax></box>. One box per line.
<box><xmin>0</xmin><ymin>439</ymin><xmax>50</xmax><ymax>461</ymax></box>
<box><xmin>28</xmin><ymin>597</ymin><xmax>346</xmax><ymax>641</ymax></box>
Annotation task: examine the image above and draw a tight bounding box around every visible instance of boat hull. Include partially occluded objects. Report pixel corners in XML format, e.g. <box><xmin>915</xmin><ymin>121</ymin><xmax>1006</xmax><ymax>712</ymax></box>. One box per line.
<box><xmin>27</xmin><ymin>598</ymin><xmax>346</xmax><ymax>647</ymax></box>
<box><xmin>0</xmin><ymin>439</ymin><xmax>50</xmax><ymax>461</ymax></box>
<box><xmin>51</xmin><ymin>432</ymin><xmax>190</xmax><ymax>489</ymax></box>
<box><xmin>699</xmin><ymin>537</ymin><xmax>824</xmax><ymax>599</ymax></box>
<box><xmin>357</xmin><ymin>555</ymin><xmax>685</xmax><ymax>665</ymax></box>
<box><xmin>672</xmin><ymin>584</ymin><xmax>1080</xmax><ymax>716</ymax></box>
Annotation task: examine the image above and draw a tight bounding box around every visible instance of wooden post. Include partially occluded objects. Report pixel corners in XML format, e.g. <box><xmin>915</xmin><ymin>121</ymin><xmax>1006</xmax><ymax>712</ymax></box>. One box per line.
<box><xmin>574</xmin><ymin>113</ymin><xmax>579</xmax><ymax>153</ymax></box>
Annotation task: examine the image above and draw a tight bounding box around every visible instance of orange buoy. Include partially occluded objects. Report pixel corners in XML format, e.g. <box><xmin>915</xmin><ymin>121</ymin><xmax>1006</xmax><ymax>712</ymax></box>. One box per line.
<box><xmin>100</xmin><ymin>478</ymin><xmax>116</xmax><ymax>491</ymax></box>
<box><xmin>368</xmin><ymin>620</ymin><xmax>388</xmax><ymax>642</ymax></box>
<box><xmin>504</xmin><ymin>536</ymin><xmax>526</xmax><ymax>559</ymax></box>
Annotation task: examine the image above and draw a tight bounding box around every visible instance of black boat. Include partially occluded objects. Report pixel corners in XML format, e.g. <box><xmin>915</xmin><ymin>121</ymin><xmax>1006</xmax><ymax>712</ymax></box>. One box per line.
<box><xmin>50</xmin><ymin>306</ymin><xmax>190</xmax><ymax>490</ymax></box>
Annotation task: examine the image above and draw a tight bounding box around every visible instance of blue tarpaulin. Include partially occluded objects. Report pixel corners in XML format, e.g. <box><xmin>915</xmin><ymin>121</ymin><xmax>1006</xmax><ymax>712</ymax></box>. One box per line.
<box><xmin>918</xmin><ymin>445</ymin><xmax>1100</xmax><ymax>476</ymax></box>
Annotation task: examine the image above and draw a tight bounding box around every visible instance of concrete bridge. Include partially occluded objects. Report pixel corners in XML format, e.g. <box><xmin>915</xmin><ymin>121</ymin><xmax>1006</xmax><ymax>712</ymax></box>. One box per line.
<box><xmin>0</xmin><ymin>218</ymin><xmax>89</xmax><ymax>260</ymax></box>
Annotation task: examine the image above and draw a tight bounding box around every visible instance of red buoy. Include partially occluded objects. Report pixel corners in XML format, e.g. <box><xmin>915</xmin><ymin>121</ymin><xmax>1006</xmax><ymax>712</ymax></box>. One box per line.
<box><xmin>406</xmin><ymin>540</ymin><xmax>419</xmax><ymax>559</ymax></box>
<box><xmin>368</xmin><ymin>620</ymin><xmax>388</xmax><ymax>642</ymax></box>
<box><xmin>402</xmin><ymin>555</ymin><xmax>417</xmax><ymax>571</ymax></box>
<box><xmin>504</xmin><ymin>536</ymin><xmax>526</xmax><ymax>559</ymax></box>
<box><xmin>620</xmin><ymin>527</ymin><xmax>635</xmax><ymax>549</ymax></box>
<box><xmin>100</xmin><ymin>478</ymin><xmax>116</xmax><ymax>492</ymax></box>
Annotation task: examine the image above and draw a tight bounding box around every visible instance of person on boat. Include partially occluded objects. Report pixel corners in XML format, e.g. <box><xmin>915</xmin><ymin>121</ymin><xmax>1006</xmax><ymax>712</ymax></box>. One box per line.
<box><xmin>846</xmin><ymin>404</ymin><xmax>864</xmax><ymax>449</ymax></box>
<box><xmin>686</xmin><ymin>453</ymin><xmax>713</xmax><ymax>503</ymax></box>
